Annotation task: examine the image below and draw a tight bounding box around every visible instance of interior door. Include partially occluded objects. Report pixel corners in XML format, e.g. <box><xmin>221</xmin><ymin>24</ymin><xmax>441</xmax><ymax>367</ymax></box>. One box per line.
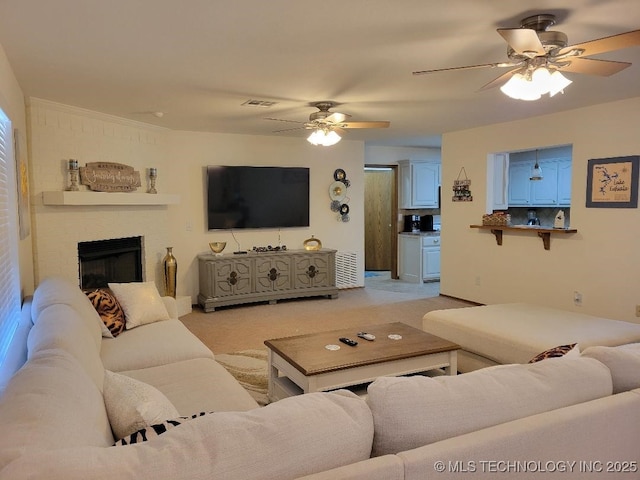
<box><xmin>364</xmin><ymin>166</ymin><xmax>397</xmax><ymax>276</ymax></box>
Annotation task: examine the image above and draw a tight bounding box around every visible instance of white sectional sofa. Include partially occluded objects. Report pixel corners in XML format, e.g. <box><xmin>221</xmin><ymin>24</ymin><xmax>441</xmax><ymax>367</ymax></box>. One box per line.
<box><xmin>1</xmin><ymin>281</ymin><xmax>640</xmax><ymax>479</ymax></box>
<box><xmin>422</xmin><ymin>303</ymin><xmax>640</xmax><ymax>372</ymax></box>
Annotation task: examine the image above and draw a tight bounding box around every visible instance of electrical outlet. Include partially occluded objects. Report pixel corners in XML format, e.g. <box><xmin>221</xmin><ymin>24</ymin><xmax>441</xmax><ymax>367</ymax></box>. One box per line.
<box><xmin>475</xmin><ymin>276</ymin><xmax>481</xmax><ymax>286</ymax></box>
<box><xmin>573</xmin><ymin>291</ymin><xmax>583</xmax><ymax>306</ymax></box>
<box><xmin>636</xmin><ymin>305</ymin><xmax>640</xmax><ymax>317</ymax></box>
<box><xmin>185</xmin><ymin>220</ymin><xmax>192</xmax><ymax>231</ymax></box>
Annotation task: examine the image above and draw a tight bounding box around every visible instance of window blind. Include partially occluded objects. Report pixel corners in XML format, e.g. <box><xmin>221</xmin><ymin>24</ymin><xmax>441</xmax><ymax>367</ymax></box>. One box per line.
<box><xmin>0</xmin><ymin>112</ymin><xmax>21</xmax><ymax>369</ymax></box>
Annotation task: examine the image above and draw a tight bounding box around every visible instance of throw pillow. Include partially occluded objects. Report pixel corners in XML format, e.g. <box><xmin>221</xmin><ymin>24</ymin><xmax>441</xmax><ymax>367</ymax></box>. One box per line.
<box><xmin>114</xmin><ymin>411</ymin><xmax>212</xmax><ymax>445</ymax></box>
<box><xmin>103</xmin><ymin>370</ymin><xmax>180</xmax><ymax>440</ymax></box>
<box><xmin>85</xmin><ymin>288</ymin><xmax>125</xmax><ymax>337</ymax></box>
<box><xmin>108</xmin><ymin>281</ymin><xmax>170</xmax><ymax>329</ymax></box>
<box><xmin>528</xmin><ymin>343</ymin><xmax>579</xmax><ymax>363</ymax></box>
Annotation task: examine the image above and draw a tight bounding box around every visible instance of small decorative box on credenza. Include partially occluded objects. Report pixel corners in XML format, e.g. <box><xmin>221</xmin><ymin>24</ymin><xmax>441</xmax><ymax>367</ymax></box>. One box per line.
<box><xmin>197</xmin><ymin>249</ymin><xmax>339</xmax><ymax>312</ymax></box>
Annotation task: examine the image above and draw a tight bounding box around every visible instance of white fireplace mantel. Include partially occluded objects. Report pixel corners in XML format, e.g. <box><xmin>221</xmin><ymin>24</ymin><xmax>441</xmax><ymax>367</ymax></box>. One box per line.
<box><xmin>42</xmin><ymin>191</ymin><xmax>180</xmax><ymax>206</ymax></box>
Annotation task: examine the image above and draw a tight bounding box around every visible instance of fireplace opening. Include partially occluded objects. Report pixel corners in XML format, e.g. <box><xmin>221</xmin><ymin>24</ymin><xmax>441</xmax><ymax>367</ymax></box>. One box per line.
<box><xmin>78</xmin><ymin>236</ymin><xmax>143</xmax><ymax>289</ymax></box>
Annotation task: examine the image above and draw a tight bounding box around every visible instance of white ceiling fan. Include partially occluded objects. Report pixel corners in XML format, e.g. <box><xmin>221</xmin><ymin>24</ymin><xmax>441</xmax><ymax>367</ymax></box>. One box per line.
<box><xmin>413</xmin><ymin>14</ymin><xmax>640</xmax><ymax>100</ymax></box>
<box><xmin>266</xmin><ymin>101</ymin><xmax>390</xmax><ymax>145</ymax></box>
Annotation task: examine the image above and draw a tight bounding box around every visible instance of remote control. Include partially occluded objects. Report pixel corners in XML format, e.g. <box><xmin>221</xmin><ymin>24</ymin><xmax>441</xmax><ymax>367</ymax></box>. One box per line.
<box><xmin>357</xmin><ymin>332</ymin><xmax>376</xmax><ymax>341</ymax></box>
<box><xmin>339</xmin><ymin>337</ymin><xmax>358</xmax><ymax>347</ymax></box>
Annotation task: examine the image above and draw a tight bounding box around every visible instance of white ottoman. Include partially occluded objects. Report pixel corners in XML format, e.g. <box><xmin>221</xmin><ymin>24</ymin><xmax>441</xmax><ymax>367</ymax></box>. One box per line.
<box><xmin>422</xmin><ymin>303</ymin><xmax>640</xmax><ymax>372</ymax></box>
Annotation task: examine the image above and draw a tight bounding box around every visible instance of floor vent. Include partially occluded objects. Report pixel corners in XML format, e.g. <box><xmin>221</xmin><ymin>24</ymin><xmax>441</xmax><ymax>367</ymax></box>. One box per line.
<box><xmin>335</xmin><ymin>251</ymin><xmax>358</xmax><ymax>289</ymax></box>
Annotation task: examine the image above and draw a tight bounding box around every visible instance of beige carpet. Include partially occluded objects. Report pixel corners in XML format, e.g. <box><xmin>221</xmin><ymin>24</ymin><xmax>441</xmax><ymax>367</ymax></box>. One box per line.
<box><xmin>181</xmin><ymin>285</ymin><xmax>475</xmax><ymax>404</ymax></box>
<box><xmin>180</xmin><ymin>287</ymin><xmax>475</xmax><ymax>354</ymax></box>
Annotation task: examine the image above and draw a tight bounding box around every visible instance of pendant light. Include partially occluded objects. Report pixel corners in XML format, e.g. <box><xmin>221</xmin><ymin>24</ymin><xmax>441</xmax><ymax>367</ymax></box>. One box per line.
<box><xmin>530</xmin><ymin>149</ymin><xmax>543</xmax><ymax>181</ymax></box>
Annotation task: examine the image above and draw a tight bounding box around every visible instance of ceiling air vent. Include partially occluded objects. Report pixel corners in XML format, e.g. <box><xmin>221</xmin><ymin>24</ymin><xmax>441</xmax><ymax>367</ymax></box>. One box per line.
<box><xmin>242</xmin><ymin>99</ymin><xmax>278</xmax><ymax>108</ymax></box>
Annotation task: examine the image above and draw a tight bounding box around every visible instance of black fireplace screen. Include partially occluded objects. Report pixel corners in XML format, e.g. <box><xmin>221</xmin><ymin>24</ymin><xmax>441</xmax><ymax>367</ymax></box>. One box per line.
<box><xmin>78</xmin><ymin>237</ymin><xmax>143</xmax><ymax>289</ymax></box>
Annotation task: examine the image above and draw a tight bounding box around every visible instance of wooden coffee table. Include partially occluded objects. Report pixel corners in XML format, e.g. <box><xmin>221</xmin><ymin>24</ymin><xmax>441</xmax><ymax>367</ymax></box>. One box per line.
<box><xmin>264</xmin><ymin>322</ymin><xmax>459</xmax><ymax>402</ymax></box>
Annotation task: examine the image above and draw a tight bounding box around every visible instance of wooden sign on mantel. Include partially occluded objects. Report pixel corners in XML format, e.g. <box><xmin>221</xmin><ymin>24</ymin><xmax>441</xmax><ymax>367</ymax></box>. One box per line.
<box><xmin>79</xmin><ymin>162</ymin><xmax>141</xmax><ymax>192</ymax></box>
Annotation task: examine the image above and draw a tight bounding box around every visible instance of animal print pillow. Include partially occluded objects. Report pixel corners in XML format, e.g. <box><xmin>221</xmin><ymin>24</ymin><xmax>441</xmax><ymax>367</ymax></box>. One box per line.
<box><xmin>529</xmin><ymin>343</ymin><xmax>579</xmax><ymax>363</ymax></box>
<box><xmin>114</xmin><ymin>411</ymin><xmax>212</xmax><ymax>445</ymax></box>
<box><xmin>85</xmin><ymin>288</ymin><xmax>126</xmax><ymax>337</ymax></box>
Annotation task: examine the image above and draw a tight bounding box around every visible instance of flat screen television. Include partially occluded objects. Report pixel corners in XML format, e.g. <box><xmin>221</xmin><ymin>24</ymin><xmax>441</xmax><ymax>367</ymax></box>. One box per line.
<box><xmin>207</xmin><ymin>166</ymin><xmax>310</xmax><ymax>229</ymax></box>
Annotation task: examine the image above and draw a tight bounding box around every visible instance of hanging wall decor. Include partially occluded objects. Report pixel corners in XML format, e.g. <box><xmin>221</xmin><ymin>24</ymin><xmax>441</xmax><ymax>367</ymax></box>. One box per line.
<box><xmin>452</xmin><ymin>167</ymin><xmax>472</xmax><ymax>202</ymax></box>
<box><xmin>329</xmin><ymin>168</ymin><xmax>351</xmax><ymax>222</ymax></box>
<box><xmin>585</xmin><ymin>156</ymin><xmax>639</xmax><ymax>208</ymax></box>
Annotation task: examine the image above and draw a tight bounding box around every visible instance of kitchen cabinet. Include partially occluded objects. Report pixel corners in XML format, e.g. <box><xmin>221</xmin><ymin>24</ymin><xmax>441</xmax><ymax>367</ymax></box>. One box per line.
<box><xmin>398</xmin><ymin>234</ymin><xmax>440</xmax><ymax>283</ymax></box>
<box><xmin>398</xmin><ymin>160</ymin><xmax>440</xmax><ymax>208</ymax></box>
<box><xmin>508</xmin><ymin>158</ymin><xmax>572</xmax><ymax>207</ymax></box>
<box><xmin>530</xmin><ymin>160</ymin><xmax>559</xmax><ymax>205</ymax></box>
<box><xmin>557</xmin><ymin>159</ymin><xmax>572</xmax><ymax>205</ymax></box>
<box><xmin>422</xmin><ymin>236</ymin><xmax>441</xmax><ymax>281</ymax></box>
<box><xmin>507</xmin><ymin>161</ymin><xmax>532</xmax><ymax>206</ymax></box>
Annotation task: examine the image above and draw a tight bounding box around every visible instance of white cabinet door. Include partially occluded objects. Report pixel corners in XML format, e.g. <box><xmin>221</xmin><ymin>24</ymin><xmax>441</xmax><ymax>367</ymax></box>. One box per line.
<box><xmin>398</xmin><ymin>161</ymin><xmax>412</xmax><ymax>209</ymax></box>
<box><xmin>531</xmin><ymin>160</ymin><xmax>559</xmax><ymax>206</ymax></box>
<box><xmin>398</xmin><ymin>234</ymin><xmax>421</xmax><ymax>283</ymax></box>
<box><xmin>489</xmin><ymin>153</ymin><xmax>509</xmax><ymax>210</ymax></box>
<box><xmin>421</xmin><ymin>236</ymin><xmax>440</xmax><ymax>281</ymax></box>
<box><xmin>557</xmin><ymin>159</ymin><xmax>572</xmax><ymax>206</ymax></box>
<box><xmin>508</xmin><ymin>162</ymin><xmax>532</xmax><ymax>206</ymax></box>
<box><xmin>412</xmin><ymin>162</ymin><xmax>440</xmax><ymax>207</ymax></box>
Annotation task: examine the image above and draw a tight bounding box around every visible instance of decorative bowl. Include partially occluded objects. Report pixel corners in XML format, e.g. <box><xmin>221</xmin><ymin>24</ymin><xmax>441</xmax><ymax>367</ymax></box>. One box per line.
<box><xmin>209</xmin><ymin>242</ymin><xmax>227</xmax><ymax>254</ymax></box>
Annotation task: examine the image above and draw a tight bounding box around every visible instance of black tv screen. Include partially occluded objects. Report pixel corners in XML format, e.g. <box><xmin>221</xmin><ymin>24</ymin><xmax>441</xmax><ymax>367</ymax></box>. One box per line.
<box><xmin>207</xmin><ymin>166</ymin><xmax>310</xmax><ymax>229</ymax></box>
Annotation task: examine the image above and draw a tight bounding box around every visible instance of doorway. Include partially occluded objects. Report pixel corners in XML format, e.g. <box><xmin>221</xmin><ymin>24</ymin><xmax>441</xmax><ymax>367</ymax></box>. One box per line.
<box><xmin>364</xmin><ymin>166</ymin><xmax>398</xmax><ymax>279</ymax></box>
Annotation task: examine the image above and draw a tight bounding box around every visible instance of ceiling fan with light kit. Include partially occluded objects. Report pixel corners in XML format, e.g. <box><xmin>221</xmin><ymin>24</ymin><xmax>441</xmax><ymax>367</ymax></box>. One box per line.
<box><xmin>413</xmin><ymin>14</ymin><xmax>640</xmax><ymax>101</ymax></box>
<box><xmin>266</xmin><ymin>101</ymin><xmax>390</xmax><ymax>146</ymax></box>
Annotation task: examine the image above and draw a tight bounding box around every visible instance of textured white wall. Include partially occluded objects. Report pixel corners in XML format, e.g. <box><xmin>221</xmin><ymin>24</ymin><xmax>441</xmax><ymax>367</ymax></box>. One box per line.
<box><xmin>441</xmin><ymin>96</ymin><xmax>640</xmax><ymax>323</ymax></box>
<box><xmin>28</xmin><ymin>99</ymin><xmax>171</xmax><ymax>289</ymax></box>
<box><xmin>27</xmin><ymin>100</ymin><xmax>366</xmax><ymax>300</ymax></box>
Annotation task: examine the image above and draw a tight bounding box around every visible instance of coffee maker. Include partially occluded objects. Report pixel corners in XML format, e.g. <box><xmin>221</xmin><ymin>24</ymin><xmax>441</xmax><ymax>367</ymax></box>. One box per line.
<box><xmin>403</xmin><ymin>215</ymin><xmax>421</xmax><ymax>233</ymax></box>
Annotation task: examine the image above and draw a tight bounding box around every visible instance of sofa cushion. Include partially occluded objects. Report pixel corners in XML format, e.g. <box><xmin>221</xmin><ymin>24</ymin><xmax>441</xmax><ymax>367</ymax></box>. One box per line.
<box><xmin>529</xmin><ymin>343</ymin><xmax>579</xmax><ymax>363</ymax></box>
<box><xmin>114</xmin><ymin>411</ymin><xmax>211</xmax><ymax>445</ymax></box>
<box><xmin>582</xmin><ymin>343</ymin><xmax>640</xmax><ymax>393</ymax></box>
<box><xmin>0</xmin><ymin>349</ymin><xmax>114</xmax><ymax>470</ymax></box>
<box><xmin>121</xmin><ymin>357</ymin><xmax>258</xmax><ymax>414</ymax></box>
<box><xmin>422</xmin><ymin>303</ymin><xmax>640</xmax><ymax>367</ymax></box>
<box><xmin>104</xmin><ymin>370</ymin><xmax>180</xmax><ymax>440</ymax></box>
<box><xmin>0</xmin><ymin>391</ymin><xmax>374</xmax><ymax>480</ymax></box>
<box><xmin>100</xmin><ymin>319</ymin><xmax>214</xmax><ymax>372</ymax></box>
<box><xmin>367</xmin><ymin>357</ymin><xmax>613</xmax><ymax>456</ymax></box>
<box><xmin>398</xmin><ymin>390</ymin><xmax>640</xmax><ymax>480</ymax></box>
<box><xmin>31</xmin><ymin>276</ymin><xmax>104</xmax><ymax>348</ymax></box>
<box><xmin>108</xmin><ymin>281</ymin><xmax>170</xmax><ymax>329</ymax></box>
<box><xmin>27</xmin><ymin>304</ymin><xmax>105</xmax><ymax>389</ymax></box>
<box><xmin>85</xmin><ymin>288</ymin><xmax>126</xmax><ymax>337</ymax></box>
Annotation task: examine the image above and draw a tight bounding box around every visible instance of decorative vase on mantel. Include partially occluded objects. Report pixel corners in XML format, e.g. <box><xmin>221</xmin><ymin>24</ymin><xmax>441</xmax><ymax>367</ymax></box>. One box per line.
<box><xmin>162</xmin><ymin>247</ymin><xmax>177</xmax><ymax>298</ymax></box>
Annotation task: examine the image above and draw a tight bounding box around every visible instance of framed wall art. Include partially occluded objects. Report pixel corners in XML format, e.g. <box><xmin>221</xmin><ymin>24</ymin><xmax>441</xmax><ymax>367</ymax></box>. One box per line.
<box><xmin>585</xmin><ymin>155</ymin><xmax>639</xmax><ymax>208</ymax></box>
<box><xmin>14</xmin><ymin>129</ymin><xmax>31</xmax><ymax>239</ymax></box>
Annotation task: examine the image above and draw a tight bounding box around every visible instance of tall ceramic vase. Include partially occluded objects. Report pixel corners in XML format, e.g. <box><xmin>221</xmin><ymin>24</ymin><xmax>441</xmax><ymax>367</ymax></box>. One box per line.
<box><xmin>162</xmin><ymin>247</ymin><xmax>177</xmax><ymax>298</ymax></box>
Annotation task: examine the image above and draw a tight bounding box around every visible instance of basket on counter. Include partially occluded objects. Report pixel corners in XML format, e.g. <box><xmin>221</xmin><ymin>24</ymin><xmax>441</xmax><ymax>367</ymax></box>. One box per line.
<box><xmin>482</xmin><ymin>212</ymin><xmax>511</xmax><ymax>226</ymax></box>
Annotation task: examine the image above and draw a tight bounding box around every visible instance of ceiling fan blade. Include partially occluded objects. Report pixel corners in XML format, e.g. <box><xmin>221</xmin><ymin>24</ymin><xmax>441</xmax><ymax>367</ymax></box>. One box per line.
<box><xmin>325</xmin><ymin>112</ymin><xmax>350</xmax><ymax>123</ymax></box>
<box><xmin>265</xmin><ymin>117</ymin><xmax>305</xmax><ymax>125</ymax></box>
<box><xmin>272</xmin><ymin>126</ymin><xmax>306</xmax><ymax>133</ymax></box>
<box><xmin>558</xmin><ymin>29</ymin><xmax>640</xmax><ymax>57</ymax></box>
<box><xmin>558</xmin><ymin>57</ymin><xmax>631</xmax><ymax>76</ymax></box>
<box><xmin>478</xmin><ymin>68</ymin><xmax>520</xmax><ymax>91</ymax></box>
<box><xmin>413</xmin><ymin>62</ymin><xmax>517</xmax><ymax>75</ymax></box>
<box><xmin>497</xmin><ymin>28</ymin><xmax>545</xmax><ymax>56</ymax></box>
<box><xmin>340</xmin><ymin>121</ymin><xmax>390</xmax><ymax>129</ymax></box>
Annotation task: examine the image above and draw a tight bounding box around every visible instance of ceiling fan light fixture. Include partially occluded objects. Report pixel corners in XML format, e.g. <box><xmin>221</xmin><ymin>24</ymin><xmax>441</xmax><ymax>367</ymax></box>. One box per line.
<box><xmin>548</xmin><ymin>70</ymin><xmax>572</xmax><ymax>97</ymax></box>
<box><xmin>307</xmin><ymin>128</ymin><xmax>341</xmax><ymax>146</ymax></box>
<box><xmin>500</xmin><ymin>67</ymin><xmax>571</xmax><ymax>101</ymax></box>
<box><xmin>500</xmin><ymin>72</ymin><xmax>541</xmax><ymax>101</ymax></box>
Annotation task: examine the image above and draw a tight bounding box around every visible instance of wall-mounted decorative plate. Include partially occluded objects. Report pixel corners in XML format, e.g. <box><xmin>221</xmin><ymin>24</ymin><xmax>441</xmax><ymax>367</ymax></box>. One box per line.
<box><xmin>329</xmin><ymin>181</ymin><xmax>346</xmax><ymax>201</ymax></box>
<box><xmin>333</xmin><ymin>169</ymin><xmax>346</xmax><ymax>181</ymax></box>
